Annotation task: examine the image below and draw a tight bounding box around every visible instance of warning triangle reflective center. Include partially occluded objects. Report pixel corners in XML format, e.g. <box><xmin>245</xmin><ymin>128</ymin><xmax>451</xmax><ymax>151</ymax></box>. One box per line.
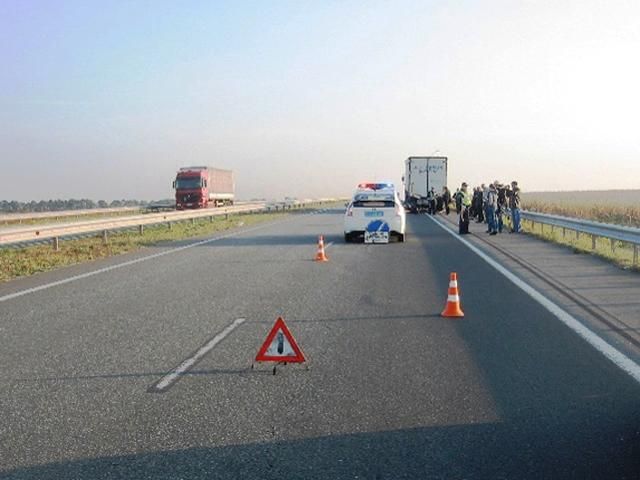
<box><xmin>255</xmin><ymin>317</ymin><xmax>306</xmax><ymax>363</ymax></box>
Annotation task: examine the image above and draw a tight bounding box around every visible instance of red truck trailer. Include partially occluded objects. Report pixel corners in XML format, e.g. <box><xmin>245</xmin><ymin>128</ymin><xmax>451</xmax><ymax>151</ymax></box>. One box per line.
<box><xmin>172</xmin><ymin>166</ymin><xmax>235</xmax><ymax>209</ymax></box>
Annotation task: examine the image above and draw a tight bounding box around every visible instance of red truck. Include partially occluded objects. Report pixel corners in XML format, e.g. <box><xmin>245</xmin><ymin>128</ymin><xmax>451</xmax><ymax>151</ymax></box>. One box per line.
<box><xmin>172</xmin><ymin>166</ymin><xmax>235</xmax><ymax>209</ymax></box>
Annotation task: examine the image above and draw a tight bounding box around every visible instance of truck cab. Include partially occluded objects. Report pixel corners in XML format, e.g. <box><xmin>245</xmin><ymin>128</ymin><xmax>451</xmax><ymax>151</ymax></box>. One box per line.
<box><xmin>173</xmin><ymin>169</ymin><xmax>208</xmax><ymax>209</ymax></box>
<box><xmin>173</xmin><ymin>166</ymin><xmax>235</xmax><ymax>209</ymax></box>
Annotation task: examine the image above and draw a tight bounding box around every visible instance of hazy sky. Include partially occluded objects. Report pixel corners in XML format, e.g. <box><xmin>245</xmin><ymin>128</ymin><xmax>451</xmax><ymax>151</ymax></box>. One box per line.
<box><xmin>1</xmin><ymin>0</ymin><xmax>639</xmax><ymax>201</ymax></box>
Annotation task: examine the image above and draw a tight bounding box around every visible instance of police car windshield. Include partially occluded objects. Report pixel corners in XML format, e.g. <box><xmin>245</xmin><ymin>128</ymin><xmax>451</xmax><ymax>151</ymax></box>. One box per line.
<box><xmin>354</xmin><ymin>192</ymin><xmax>394</xmax><ymax>201</ymax></box>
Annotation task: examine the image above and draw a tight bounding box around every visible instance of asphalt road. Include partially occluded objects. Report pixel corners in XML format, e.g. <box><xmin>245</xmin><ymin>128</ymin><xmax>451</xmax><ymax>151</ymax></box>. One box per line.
<box><xmin>0</xmin><ymin>208</ymin><xmax>638</xmax><ymax>479</ymax></box>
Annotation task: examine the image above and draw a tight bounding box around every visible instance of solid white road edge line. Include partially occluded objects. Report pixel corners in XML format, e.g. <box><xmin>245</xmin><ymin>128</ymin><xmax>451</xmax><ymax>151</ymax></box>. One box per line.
<box><xmin>0</xmin><ymin>213</ymin><xmax>312</xmax><ymax>303</ymax></box>
<box><xmin>428</xmin><ymin>215</ymin><xmax>640</xmax><ymax>385</ymax></box>
<box><xmin>153</xmin><ymin>318</ymin><xmax>246</xmax><ymax>391</ymax></box>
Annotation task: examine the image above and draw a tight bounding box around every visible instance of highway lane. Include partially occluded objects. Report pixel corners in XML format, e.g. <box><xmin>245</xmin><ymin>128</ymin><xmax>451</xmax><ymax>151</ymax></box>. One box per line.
<box><xmin>0</xmin><ymin>208</ymin><xmax>638</xmax><ymax>479</ymax></box>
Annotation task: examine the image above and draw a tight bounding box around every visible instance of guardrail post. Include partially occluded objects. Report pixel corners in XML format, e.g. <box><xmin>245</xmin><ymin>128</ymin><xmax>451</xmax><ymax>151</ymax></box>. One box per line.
<box><xmin>52</xmin><ymin>237</ymin><xmax>59</xmax><ymax>251</ymax></box>
<box><xmin>102</xmin><ymin>230</ymin><xmax>108</xmax><ymax>245</ymax></box>
<box><xmin>576</xmin><ymin>231</ymin><xmax>580</xmax><ymax>240</ymax></box>
<box><xmin>562</xmin><ymin>227</ymin><xmax>566</xmax><ymax>239</ymax></box>
<box><xmin>139</xmin><ymin>225</ymin><xmax>144</xmax><ymax>235</ymax></box>
<box><xmin>610</xmin><ymin>238</ymin><xmax>616</xmax><ymax>254</ymax></box>
<box><xmin>591</xmin><ymin>235</ymin><xmax>596</xmax><ymax>250</ymax></box>
<box><xmin>210</xmin><ymin>216</ymin><xmax>214</xmax><ymax>222</ymax></box>
<box><xmin>634</xmin><ymin>245</ymin><xmax>638</xmax><ymax>266</ymax></box>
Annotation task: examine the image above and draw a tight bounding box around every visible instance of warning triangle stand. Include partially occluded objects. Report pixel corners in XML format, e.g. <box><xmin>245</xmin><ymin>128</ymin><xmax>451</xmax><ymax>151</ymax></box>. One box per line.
<box><xmin>253</xmin><ymin>317</ymin><xmax>306</xmax><ymax>375</ymax></box>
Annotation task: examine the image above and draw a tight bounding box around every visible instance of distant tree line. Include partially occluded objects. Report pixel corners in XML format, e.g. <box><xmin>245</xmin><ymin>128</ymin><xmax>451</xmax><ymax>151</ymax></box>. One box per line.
<box><xmin>0</xmin><ymin>199</ymin><xmax>149</xmax><ymax>213</ymax></box>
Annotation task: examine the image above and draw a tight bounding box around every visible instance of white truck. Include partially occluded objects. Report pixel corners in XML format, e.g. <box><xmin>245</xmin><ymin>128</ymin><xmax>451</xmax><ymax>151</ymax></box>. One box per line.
<box><xmin>403</xmin><ymin>156</ymin><xmax>448</xmax><ymax>213</ymax></box>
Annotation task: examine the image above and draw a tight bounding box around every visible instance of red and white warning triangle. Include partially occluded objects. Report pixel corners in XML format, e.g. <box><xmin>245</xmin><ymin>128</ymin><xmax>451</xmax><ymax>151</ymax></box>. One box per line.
<box><xmin>255</xmin><ymin>317</ymin><xmax>306</xmax><ymax>363</ymax></box>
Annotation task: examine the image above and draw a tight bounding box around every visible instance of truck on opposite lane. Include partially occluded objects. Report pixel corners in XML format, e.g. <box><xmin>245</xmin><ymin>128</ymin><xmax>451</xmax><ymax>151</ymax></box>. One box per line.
<box><xmin>172</xmin><ymin>166</ymin><xmax>235</xmax><ymax>209</ymax></box>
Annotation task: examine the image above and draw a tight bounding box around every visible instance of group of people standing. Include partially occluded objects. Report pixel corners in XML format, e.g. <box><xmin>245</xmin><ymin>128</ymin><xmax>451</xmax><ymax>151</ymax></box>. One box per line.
<box><xmin>424</xmin><ymin>186</ymin><xmax>452</xmax><ymax>215</ymax></box>
<box><xmin>453</xmin><ymin>181</ymin><xmax>522</xmax><ymax>235</ymax></box>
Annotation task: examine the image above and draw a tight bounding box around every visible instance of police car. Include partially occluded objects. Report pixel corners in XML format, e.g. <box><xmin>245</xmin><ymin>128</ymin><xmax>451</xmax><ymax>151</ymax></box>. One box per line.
<box><xmin>344</xmin><ymin>183</ymin><xmax>406</xmax><ymax>243</ymax></box>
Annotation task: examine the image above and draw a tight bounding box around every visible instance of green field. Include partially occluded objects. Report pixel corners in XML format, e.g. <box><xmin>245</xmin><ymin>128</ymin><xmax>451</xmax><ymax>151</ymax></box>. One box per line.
<box><xmin>517</xmin><ymin>190</ymin><xmax>639</xmax><ymax>270</ymax></box>
<box><xmin>523</xmin><ymin>189</ymin><xmax>640</xmax><ymax>227</ymax></box>
<box><xmin>524</xmin><ymin>189</ymin><xmax>640</xmax><ymax>206</ymax></box>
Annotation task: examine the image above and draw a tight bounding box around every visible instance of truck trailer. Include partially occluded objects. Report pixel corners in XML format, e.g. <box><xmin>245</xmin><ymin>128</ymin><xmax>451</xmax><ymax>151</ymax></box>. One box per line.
<box><xmin>173</xmin><ymin>166</ymin><xmax>235</xmax><ymax>209</ymax></box>
<box><xmin>403</xmin><ymin>156</ymin><xmax>448</xmax><ymax>213</ymax></box>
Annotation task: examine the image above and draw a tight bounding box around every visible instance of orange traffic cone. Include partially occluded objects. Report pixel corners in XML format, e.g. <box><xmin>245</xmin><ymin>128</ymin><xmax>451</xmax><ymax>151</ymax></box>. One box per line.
<box><xmin>314</xmin><ymin>235</ymin><xmax>329</xmax><ymax>262</ymax></box>
<box><xmin>441</xmin><ymin>272</ymin><xmax>464</xmax><ymax>317</ymax></box>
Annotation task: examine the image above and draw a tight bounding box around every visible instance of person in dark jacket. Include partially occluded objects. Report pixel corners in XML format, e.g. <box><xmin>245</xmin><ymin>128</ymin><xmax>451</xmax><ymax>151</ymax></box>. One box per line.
<box><xmin>454</xmin><ymin>189</ymin><xmax>462</xmax><ymax>214</ymax></box>
<box><xmin>426</xmin><ymin>187</ymin><xmax>437</xmax><ymax>215</ymax></box>
<box><xmin>486</xmin><ymin>183</ymin><xmax>498</xmax><ymax>235</ymax></box>
<box><xmin>496</xmin><ymin>183</ymin><xmax>508</xmax><ymax>233</ymax></box>
<box><xmin>442</xmin><ymin>186</ymin><xmax>451</xmax><ymax>215</ymax></box>
<box><xmin>508</xmin><ymin>181</ymin><xmax>522</xmax><ymax>233</ymax></box>
<box><xmin>459</xmin><ymin>183</ymin><xmax>472</xmax><ymax>234</ymax></box>
<box><xmin>473</xmin><ymin>187</ymin><xmax>484</xmax><ymax>222</ymax></box>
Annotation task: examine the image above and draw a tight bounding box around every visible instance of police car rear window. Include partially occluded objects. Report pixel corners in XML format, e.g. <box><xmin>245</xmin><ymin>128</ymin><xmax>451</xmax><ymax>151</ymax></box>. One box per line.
<box><xmin>353</xmin><ymin>201</ymin><xmax>395</xmax><ymax>208</ymax></box>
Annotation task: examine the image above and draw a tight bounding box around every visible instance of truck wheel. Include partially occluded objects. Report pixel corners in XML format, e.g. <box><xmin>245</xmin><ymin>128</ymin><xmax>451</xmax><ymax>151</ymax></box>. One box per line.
<box><xmin>344</xmin><ymin>233</ymin><xmax>351</xmax><ymax>243</ymax></box>
<box><xmin>397</xmin><ymin>233</ymin><xmax>405</xmax><ymax>243</ymax></box>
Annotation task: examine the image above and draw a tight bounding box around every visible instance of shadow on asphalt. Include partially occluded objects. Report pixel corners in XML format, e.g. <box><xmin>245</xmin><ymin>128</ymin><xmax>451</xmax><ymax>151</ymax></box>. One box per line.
<box><xmin>4</xmin><ymin>215</ymin><xmax>638</xmax><ymax>479</ymax></box>
<box><xmin>3</xmin><ymin>420</ymin><xmax>638</xmax><ymax>479</ymax></box>
<box><xmin>406</xmin><ymin>214</ymin><xmax>640</xmax><ymax>479</ymax></box>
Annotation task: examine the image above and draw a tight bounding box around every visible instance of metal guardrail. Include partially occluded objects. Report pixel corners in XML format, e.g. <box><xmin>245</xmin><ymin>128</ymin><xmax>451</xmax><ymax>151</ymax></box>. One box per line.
<box><xmin>521</xmin><ymin>210</ymin><xmax>640</xmax><ymax>265</ymax></box>
<box><xmin>0</xmin><ymin>199</ymin><xmax>340</xmax><ymax>250</ymax></box>
<box><xmin>0</xmin><ymin>207</ymin><xmax>140</xmax><ymax>224</ymax></box>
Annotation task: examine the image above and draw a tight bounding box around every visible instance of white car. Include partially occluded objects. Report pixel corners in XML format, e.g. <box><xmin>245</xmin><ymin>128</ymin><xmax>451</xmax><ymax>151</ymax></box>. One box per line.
<box><xmin>344</xmin><ymin>183</ymin><xmax>406</xmax><ymax>243</ymax></box>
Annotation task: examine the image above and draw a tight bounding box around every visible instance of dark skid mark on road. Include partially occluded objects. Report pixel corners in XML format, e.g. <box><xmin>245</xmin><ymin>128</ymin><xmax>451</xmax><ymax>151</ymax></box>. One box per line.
<box><xmin>10</xmin><ymin>369</ymin><xmax>260</xmax><ymax>385</ymax></box>
<box><xmin>245</xmin><ymin>313</ymin><xmax>441</xmax><ymax>325</ymax></box>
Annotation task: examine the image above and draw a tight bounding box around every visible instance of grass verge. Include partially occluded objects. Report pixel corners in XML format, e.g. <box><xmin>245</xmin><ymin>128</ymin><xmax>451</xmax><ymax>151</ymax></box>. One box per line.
<box><xmin>520</xmin><ymin>218</ymin><xmax>639</xmax><ymax>272</ymax></box>
<box><xmin>0</xmin><ymin>211</ymin><xmax>292</xmax><ymax>282</ymax></box>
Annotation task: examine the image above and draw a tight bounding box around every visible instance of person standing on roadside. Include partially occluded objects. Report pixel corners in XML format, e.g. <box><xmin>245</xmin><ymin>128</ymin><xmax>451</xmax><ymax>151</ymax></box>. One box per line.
<box><xmin>427</xmin><ymin>187</ymin><xmax>437</xmax><ymax>215</ymax></box>
<box><xmin>486</xmin><ymin>183</ymin><xmax>498</xmax><ymax>235</ymax></box>
<box><xmin>482</xmin><ymin>183</ymin><xmax>490</xmax><ymax>227</ymax></box>
<box><xmin>473</xmin><ymin>187</ymin><xmax>483</xmax><ymax>222</ymax></box>
<box><xmin>509</xmin><ymin>180</ymin><xmax>522</xmax><ymax>233</ymax></box>
<box><xmin>459</xmin><ymin>182</ymin><xmax>472</xmax><ymax>234</ymax></box>
<box><xmin>442</xmin><ymin>186</ymin><xmax>451</xmax><ymax>215</ymax></box>
<box><xmin>454</xmin><ymin>188</ymin><xmax>462</xmax><ymax>214</ymax></box>
<box><xmin>496</xmin><ymin>183</ymin><xmax>508</xmax><ymax>233</ymax></box>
